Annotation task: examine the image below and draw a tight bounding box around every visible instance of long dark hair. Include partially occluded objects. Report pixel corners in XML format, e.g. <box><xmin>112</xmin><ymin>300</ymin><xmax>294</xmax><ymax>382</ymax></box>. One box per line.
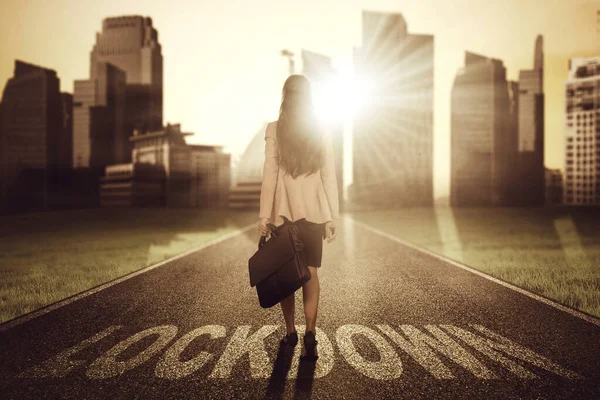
<box><xmin>276</xmin><ymin>74</ymin><xmax>325</xmax><ymax>179</ymax></box>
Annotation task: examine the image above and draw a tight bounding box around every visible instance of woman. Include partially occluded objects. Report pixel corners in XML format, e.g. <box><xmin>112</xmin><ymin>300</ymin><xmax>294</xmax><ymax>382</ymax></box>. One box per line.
<box><xmin>257</xmin><ymin>74</ymin><xmax>340</xmax><ymax>362</ymax></box>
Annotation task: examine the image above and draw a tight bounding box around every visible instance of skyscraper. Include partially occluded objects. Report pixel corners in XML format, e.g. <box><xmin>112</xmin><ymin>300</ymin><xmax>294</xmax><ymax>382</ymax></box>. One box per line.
<box><xmin>515</xmin><ymin>35</ymin><xmax>545</xmax><ymax>206</ymax></box>
<box><xmin>450</xmin><ymin>52</ymin><xmax>512</xmax><ymax>206</ymax></box>
<box><xmin>350</xmin><ymin>11</ymin><xmax>434</xmax><ymax>207</ymax></box>
<box><xmin>91</xmin><ymin>16</ymin><xmax>163</xmax><ymax>135</ymax></box>
<box><xmin>73</xmin><ymin>15</ymin><xmax>163</xmax><ymax>170</ymax></box>
<box><xmin>563</xmin><ymin>57</ymin><xmax>600</xmax><ymax>206</ymax></box>
<box><xmin>518</xmin><ymin>36</ymin><xmax>544</xmax><ymax>153</ymax></box>
<box><xmin>58</xmin><ymin>93</ymin><xmax>73</xmax><ymax>170</ymax></box>
<box><xmin>508</xmin><ymin>81</ymin><xmax>520</xmax><ymax>155</ymax></box>
<box><xmin>301</xmin><ymin>49</ymin><xmax>345</xmax><ymax>212</ymax></box>
<box><xmin>0</xmin><ymin>60</ymin><xmax>63</xmax><ymax>211</ymax></box>
<box><xmin>72</xmin><ymin>62</ymin><xmax>126</xmax><ymax>168</ymax></box>
<box><xmin>502</xmin><ymin>80</ymin><xmax>522</xmax><ymax>205</ymax></box>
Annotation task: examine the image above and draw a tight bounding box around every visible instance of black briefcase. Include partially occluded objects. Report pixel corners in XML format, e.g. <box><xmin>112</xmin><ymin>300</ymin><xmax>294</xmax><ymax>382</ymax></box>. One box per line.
<box><xmin>248</xmin><ymin>222</ymin><xmax>311</xmax><ymax>308</ymax></box>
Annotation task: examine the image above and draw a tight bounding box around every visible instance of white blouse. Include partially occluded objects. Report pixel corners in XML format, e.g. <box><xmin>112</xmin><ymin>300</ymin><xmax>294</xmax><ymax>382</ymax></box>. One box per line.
<box><xmin>259</xmin><ymin>120</ymin><xmax>340</xmax><ymax>226</ymax></box>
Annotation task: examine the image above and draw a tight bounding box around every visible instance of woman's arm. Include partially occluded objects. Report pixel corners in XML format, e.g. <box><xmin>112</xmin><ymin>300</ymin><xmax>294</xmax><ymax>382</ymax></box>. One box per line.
<box><xmin>259</xmin><ymin>123</ymin><xmax>278</xmax><ymax>221</ymax></box>
<box><xmin>320</xmin><ymin>127</ymin><xmax>340</xmax><ymax>223</ymax></box>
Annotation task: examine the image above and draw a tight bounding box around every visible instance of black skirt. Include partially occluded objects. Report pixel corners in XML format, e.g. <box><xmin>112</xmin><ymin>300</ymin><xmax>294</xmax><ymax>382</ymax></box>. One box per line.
<box><xmin>281</xmin><ymin>216</ymin><xmax>327</xmax><ymax>267</ymax></box>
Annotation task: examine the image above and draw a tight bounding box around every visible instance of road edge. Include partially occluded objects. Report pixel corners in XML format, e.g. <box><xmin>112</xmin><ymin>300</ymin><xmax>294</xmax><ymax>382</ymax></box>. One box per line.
<box><xmin>0</xmin><ymin>223</ymin><xmax>256</xmax><ymax>333</ymax></box>
<box><xmin>350</xmin><ymin>216</ymin><xmax>600</xmax><ymax>328</ymax></box>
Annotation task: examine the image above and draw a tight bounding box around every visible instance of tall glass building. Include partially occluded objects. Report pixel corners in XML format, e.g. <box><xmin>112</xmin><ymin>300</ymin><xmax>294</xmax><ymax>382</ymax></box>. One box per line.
<box><xmin>350</xmin><ymin>11</ymin><xmax>434</xmax><ymax>208</ymax></box>
<box><xmin>0</xmin><ymin>61</ymin><xmax>66</xmax><ymax>211</ymax></box>
<box><xmin>515</xmin><ymin>35</ymin><xmax>545</xmax><ymax>206</ymax></box>
<box><xmin>450</xmin><ymin>52</ymin><xmax>512</xmax><ymax>206</ymax></box>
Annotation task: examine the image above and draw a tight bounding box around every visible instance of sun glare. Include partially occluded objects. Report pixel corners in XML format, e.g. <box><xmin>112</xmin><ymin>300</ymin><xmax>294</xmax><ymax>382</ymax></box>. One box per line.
<box><xmin>313</xmin><ymin>72</ymin><xmax>373</xmax><ymax>125</ymax></box>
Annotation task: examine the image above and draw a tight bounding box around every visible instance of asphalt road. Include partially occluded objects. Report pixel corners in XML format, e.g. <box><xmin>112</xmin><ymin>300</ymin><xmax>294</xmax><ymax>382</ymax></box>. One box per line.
<box><xmin>1</xmin><ymin>216</ymin><xmax>599</xmax><ymax>399</ymax></box>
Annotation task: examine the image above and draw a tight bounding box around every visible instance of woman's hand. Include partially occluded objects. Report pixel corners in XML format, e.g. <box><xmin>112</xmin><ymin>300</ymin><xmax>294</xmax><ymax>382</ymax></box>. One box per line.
<box><xmin>258</xmin><ymin>217</ymin><xmax>270</xmax><ymax>236</ymax></box>
<box><xmin>325</xmin><ymin>219</ymin><xmax>339</xmax><ymax>243</ymax></box>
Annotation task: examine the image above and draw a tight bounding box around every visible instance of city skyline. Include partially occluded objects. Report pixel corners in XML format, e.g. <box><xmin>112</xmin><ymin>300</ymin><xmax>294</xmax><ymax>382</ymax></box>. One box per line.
<box><xmin>0</xmin><ymin>0</ymin><xmax>598</xmax><ymax>200</ymax></box>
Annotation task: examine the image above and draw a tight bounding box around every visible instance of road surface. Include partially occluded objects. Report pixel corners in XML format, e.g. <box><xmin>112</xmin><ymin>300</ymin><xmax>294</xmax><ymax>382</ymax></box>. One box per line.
<box><xmin>1</xmin><ymin>216</ymin><xmax>599</xmax><ymax>399</ymax></box>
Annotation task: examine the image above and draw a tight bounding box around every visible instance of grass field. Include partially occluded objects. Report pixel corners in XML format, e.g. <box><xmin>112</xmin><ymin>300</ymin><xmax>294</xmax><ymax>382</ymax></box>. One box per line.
<box><xmin>0</xmin><ymin>208</ymin><xmax>257</xmax><ymax>324</ymax></box>
<box><xmin>351</xmin><ymin>206</ymin><xmax>600</xmax><ymax>318</ymax></box>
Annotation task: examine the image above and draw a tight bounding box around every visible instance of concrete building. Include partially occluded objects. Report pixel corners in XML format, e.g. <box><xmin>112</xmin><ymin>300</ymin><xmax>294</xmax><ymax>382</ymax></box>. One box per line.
<box><xmin>0</xmin><ymin>60</ymin><xmax>64</xmax><ymax>211</ymax></box>
<box><xmin>73</xmin><ymin>62</ymin><xmax>126</xmax><ymax>169</ymax></box>
<box><xmin>190</xmin><ymin>145</ymin><xmax>231</xmax><ymax>207</ymax></box>
<box><xmin>74</xmin><ymin>15</ymin><xmax>163</xmax><ymax>169</ymax></box>
<box><xmin>508</xmin><ymin>81</ymin><xmax>520</xmax><ymax>154</ymax></box>
<box><xmin>515</xmin><ymin>35</ymin><xmax>545</xmax><ymax>206</ymax></box>
<box><xmin>100</xmin><ymin>163</ymin><xmax>165</xmax><ymax>207</ymax></box>
<box><xmin>563</xmin><ymin>57</ymin><xmax>600</xmax><ymax>206</ymax></box>
<box><xmin>545</xmin><ymin>168</ymin><xmax>563</xmax><ymax>205</ymax></box>
<box><xmin>450</xmin><ymin>52</ymin><xmax>513</xmax><ymax>206</ymax></box>
<box><xmin>58</xmin><ymin>93</ymin><xmax>73</xmax><ymax>170</ymax></box>
<box><xmin>301</xmin><ymin>49</ymin><xmax>345</xmax><ymax>212</ymax></box>
<box><xmin>500</xmin><ymin>80</ymin><xmax>523</xmax><ymax>206</ymax></box>
<box><xmin>101</xmin><ymin>123</ymin><xmax>231</xmax><ymax>208</ymax></box>
<box><xmin>91</xmin><ymin>15</ymin><xmax>163</xmax><ymax>143</ymax></box>
<box><xmin>350</xmin><ymin>11</ymin><xmax>434</xmax><ymax>208</ymax></box>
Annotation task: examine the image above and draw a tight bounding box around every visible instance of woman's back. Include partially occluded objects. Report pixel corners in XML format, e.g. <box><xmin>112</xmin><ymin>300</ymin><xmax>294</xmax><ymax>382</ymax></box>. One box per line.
<box><xmin>259</xmin><ymin>120</ymin><xmax>340</xmax><ymax>226</ymax></box>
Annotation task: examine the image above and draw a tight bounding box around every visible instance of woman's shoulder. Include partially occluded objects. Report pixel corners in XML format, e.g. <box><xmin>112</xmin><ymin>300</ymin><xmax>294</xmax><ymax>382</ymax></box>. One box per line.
<box><xmin>266</xmin><ymin>120</ymin><xmax>278</xmax><ymax>138</ymax></box>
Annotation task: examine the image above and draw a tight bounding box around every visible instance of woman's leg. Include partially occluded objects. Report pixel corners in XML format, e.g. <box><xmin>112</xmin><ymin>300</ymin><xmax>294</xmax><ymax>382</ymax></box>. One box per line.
<box><xmin>302</xmin><ymin>266</ymin><xmax>320</xmax><ymax>333</ymax></box>
<box><xmin>280</xmin><ymin>293</ymin><xmax>296</xmax><ymax>335</ymax></box>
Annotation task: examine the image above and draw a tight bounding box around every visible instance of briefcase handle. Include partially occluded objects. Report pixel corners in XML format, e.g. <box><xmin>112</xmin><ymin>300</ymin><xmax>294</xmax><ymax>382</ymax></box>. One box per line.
<box><xmin>257</xmin><ymin>223</ymin><xmax>304</xmax><ymax>252</ymax></box>
<box><xmin>258</xmin><ymin>223</ymin><xmax>279</xmax><ymax>249</ymax></box>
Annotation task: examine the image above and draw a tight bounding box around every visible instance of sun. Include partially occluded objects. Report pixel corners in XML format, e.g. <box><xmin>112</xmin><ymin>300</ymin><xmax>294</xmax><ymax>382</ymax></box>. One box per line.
<box><xmin>312</xmin><ymin>71</ymin><xmax>373</xmax><ymax>125</ymax></box>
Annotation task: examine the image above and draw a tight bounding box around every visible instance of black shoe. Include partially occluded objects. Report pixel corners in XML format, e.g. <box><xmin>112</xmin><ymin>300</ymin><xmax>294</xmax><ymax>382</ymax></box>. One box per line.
<box><xmin>281</xmin><ymin>331</ymin><xmax>298</xmax><ymax>347</ymax></box>
<box><xmin>300</xmin><ymin>330</ymin><xmax>319</xmax><ymax>362</ymax></box>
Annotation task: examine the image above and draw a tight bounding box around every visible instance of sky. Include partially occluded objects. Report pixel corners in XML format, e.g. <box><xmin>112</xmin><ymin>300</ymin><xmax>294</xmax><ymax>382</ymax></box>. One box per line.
<box><xmin>0</xmin><ymin>0</ymin><xmax>599</xmax><ymax>199</ymax></box>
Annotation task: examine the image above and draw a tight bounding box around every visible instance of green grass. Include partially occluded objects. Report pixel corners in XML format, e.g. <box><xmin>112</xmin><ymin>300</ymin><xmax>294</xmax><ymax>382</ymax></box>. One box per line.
<box><xmin>351</xmin><ymin>207</ymin><xmax>600</xmax><ymax>318</ymax></box>
<box><xmin>0</xmin><ymin>208</ymin><xmax>257</xmax><ymax>324</ymax></box>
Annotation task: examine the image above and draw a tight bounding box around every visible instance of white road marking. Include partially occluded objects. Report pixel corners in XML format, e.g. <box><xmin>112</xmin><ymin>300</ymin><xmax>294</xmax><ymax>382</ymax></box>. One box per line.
<box><xmin>86</xmin><ymin>325</ymin><xmax>179</xmax><ymax>379</ymax></box>
<box><xmin>155</xmin><ymin>325</ymin><xmax>227</xmax><ymax>380</ymax></box>
<box><xmin>18</xmin><ymin>325</ymin><xmax>123</xmax><ymax>378</ymax></box>
<box><xmin>350</xmin><ymin>217</ymin><xmax>600</xmax><ymax>328</ymax></box>
<box><xmin>444</xmin><ymin>324</ymin><xmax>582</xmax><ymax>380</ymax></box>
<box><xmin>16</xmin><ymin>323</ymin><xmax>584</xmax><ymax>381</ymax></box>
<box><xmin>377</xmin><ymin>324</ymin><xmax>496</xmax><ymax>379</ymax></box>
<box><xmin>335</xmin><ymin>324</ymin><xmax>403</xmax><ymax>380</ymax></box>
<box><xmin>209</xmin><ymin>325</ymin><xmax>279</xmax><ymax>379</ymax></box>
<box><xmin>0</xmin><ymin>223</ymin><xmax>257</xmax><ymax>333</ymax></box>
